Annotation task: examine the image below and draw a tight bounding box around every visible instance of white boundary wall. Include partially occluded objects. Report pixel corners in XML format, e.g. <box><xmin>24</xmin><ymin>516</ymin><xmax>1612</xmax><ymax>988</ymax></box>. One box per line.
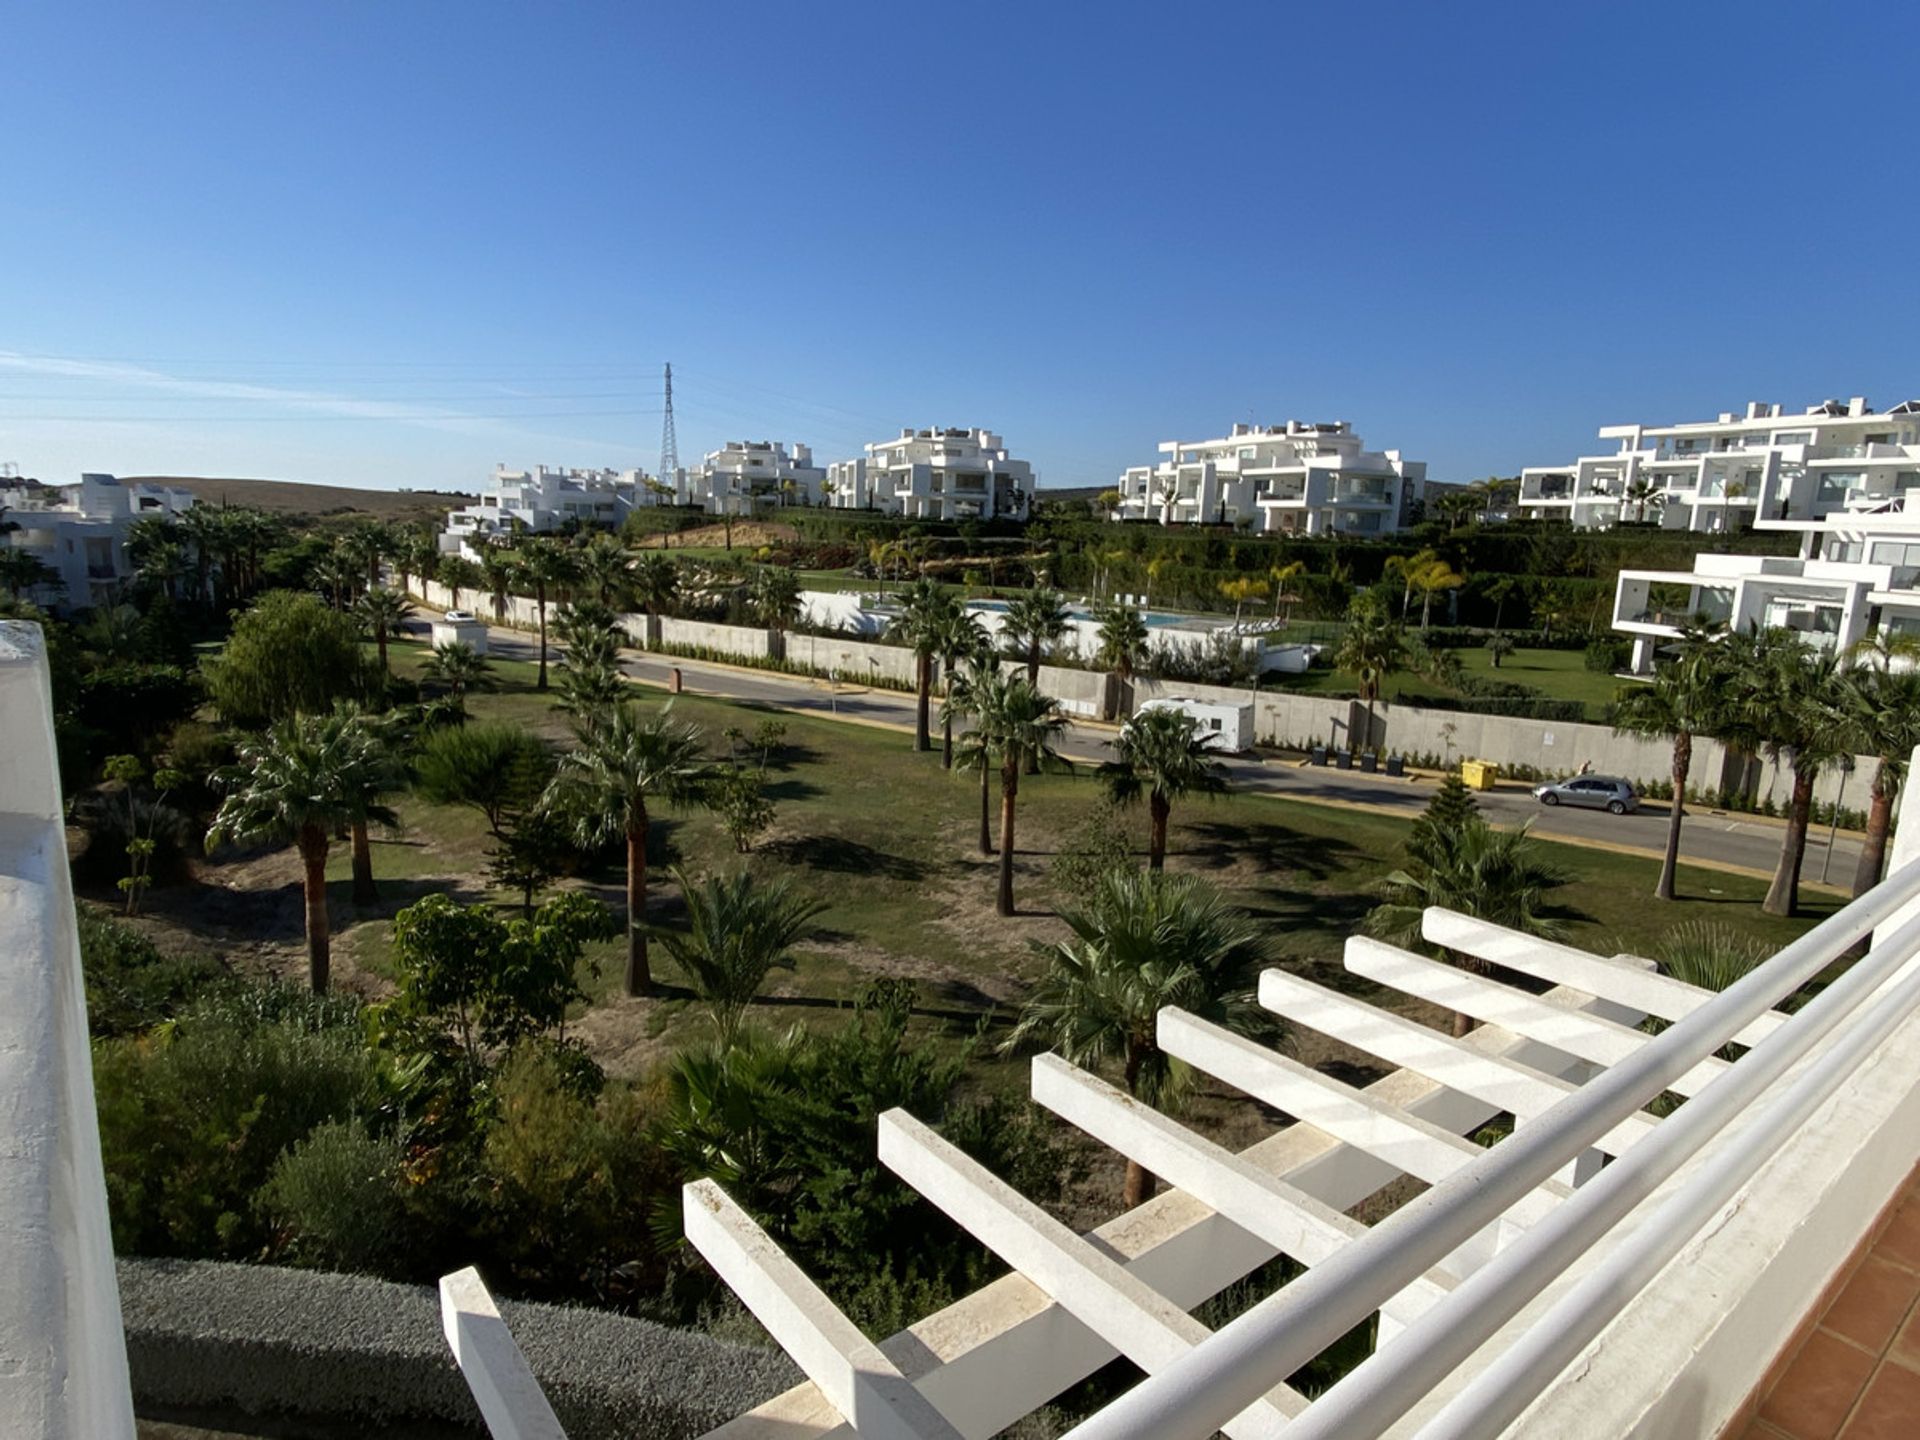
<box><xmin>0</xmin><ymin>622</ymin><xmax>136</xmax><ymax>1438</ymax></box>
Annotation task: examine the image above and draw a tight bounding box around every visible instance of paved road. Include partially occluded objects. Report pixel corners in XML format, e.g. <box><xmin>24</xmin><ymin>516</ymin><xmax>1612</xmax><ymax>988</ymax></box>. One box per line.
<box><xmin>436</xmin><ymin>619</ymin><xmax>1861</xmax><ymax>889</ymax></box>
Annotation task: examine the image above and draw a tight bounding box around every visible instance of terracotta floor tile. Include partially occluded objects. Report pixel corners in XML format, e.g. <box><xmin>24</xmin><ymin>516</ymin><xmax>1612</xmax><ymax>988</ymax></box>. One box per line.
<box><xmin>1838</xmin><ymin>1361</ymin><xmax>1920</xmax><ymax>1439</ymax></box>
<box><xmin>1872</xmin><ymin>1200</ymin><xmax>1920</xmax><ymax>1270</ymax></box>
<box><xmin>1823</xmin><ymin>1259</ymin><xmax>1920</xmax><ymax>1354</ymax></box>
<box><xmin>1760</xmin><ymin>1330</ymin><xmax>1878</xmax><ymax>1439</ymax></box>
<box><xmin>1739</xmin><ymin>1421</ymin><xmax>1797</xmax><ymax>1439</ymax></box>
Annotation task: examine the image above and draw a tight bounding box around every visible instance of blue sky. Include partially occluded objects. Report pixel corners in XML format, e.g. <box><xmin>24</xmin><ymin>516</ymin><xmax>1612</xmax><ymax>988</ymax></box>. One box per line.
<box><xmin>3</xmin><ymin>1</ymin><xmax>1916</xmax><ymax>493</ymax></box>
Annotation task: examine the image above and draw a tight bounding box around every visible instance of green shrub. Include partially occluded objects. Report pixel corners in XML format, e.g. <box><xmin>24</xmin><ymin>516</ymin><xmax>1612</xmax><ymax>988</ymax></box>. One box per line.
<box><xmin>78</xmin><ymin>908</ymin><xmax>226</xmax><ymax>1037</ymax></box>
<box><xmin>258</xmin><ymin>1118</ymin><xmax>411</xmax><ymax>1274</ymax></box>
<box><xmin>1051</xmin><ymin>801</ymin><xmax>1136</xmax><ymax>898</ymax></box>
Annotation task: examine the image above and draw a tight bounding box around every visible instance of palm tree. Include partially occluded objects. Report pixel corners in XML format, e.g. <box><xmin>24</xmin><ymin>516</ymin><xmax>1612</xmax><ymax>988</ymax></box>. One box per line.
<box><xmin>1839</xmin><ymin>635</ymin><xmax>1920</xmax><ymax>896</ymax></box>
<box><xmin>332</xmin><ymin>708</ymin><xmax>404</xmax><ymax>905</ymax></box>
<box><xmin>1333</xmin><ymin>602</ymin><xmax>1406</xmax><ymax>753</ymax></box>
<box><xmin>1624</xmin><ymin>478</ymin><xmax>1663</xmax><ymax>524</ymax></box>
<box><xmin>1408</xmin><ymin>555</ymin><xmax>1468</xmax><ymax>629</ymax></box>
<box><xmin>971</xmin><ymin>672</ymin><xmax>1069</xmax><ymax>915</ymax></box>
<box><xmin>747</xmin><ymin>566</ymin><xmax>803</xmax><ymax>654</ymax></box>
<box><xmin>1268</xmin><ymin>560</ymin><xmax>1306</xmax><ymax>623</ymax></box>
<box><xmin>1002</xmin><ymin>587</ymin><xmax>1073</xmax><ymax>686</ymax></box>
<box><xmin>422</xmin><ymin>640</ymin><xmax>492</xmax><ymax>718</ymax></box>
<box><xmin>1004</xmin><ymin>870</ymin><xmax>1272</xmax><ymax>1206</ymax></box>
<box><xmin>631</xmin><ymin>553</ymin><xmax>680</xmax><ymax>619</ymax></box>
<box><xmin>1384</xmin><ymin>549</ymin><xmax>1432</xmax><ymax>622</ymax></box>
<box><xmin>885</xmin><ymin>578</ymin><xmax>959</xmax><ymax>753</ymax></box>
<box><xmin>933</xmin><ymin>608</ymin><xmax>991</xmax><ymax>768</ymax></box>
<box><xmin>514</xmin><ymin>538</ymin><xmax>577</xmax><ymax>692</ymax></box>
<box><xmin>946</xmin><ymin>661</ymin><xmax>1000</xmax><ymax>854</ymax></box>
<box><xmin>544</xmin><ymin>702</ymin><xmax>709</xmax><ymax>996</ymax></box>
<box><xmin>1217</xmin><ymin>576</ymin><xmax>1269</xmax><ymax>626</ymax></box>
<box><xmin>1365</xmin><ymin>817</ymin><xmax>1567</xmax><ymax>1034</ymax></box>
<box><xmin>574</xmin><ymin>532</ymin><xmax>634</xmax><ymax>607</ymax></box>
<box><xmin>354</xmin><ymin>586</ymin><xmax>414</xmax><ymax>678</ymax></box>
<box><xmin>437</xmin><ymin>555</ymin><xmax>482</xmax><ymax>611</ymax></box>
<box><xmin>206</xmin><ymin>712</ymin><xmax>389</xmax><ymax>992</ymax></box>
<box><xmin>0</xmin><ymin>548</ymin><xmax>56</xmax><ymax>600</ymax></box>
<box><xmin>1612</xmin><ymin>625</ymin><xmax>1725</xmax><ymax>900</ymax></box>
<box><xmin>656</xmin><ymin>869</ymin><xmax>827</xmax><ymax>1046</ymax></box>
<box><xmin>481</xmin><ymin>547</ymin><xmax>516</xmax><ymax>624</ymax></box>
<box><xmin>1094</xmin><ymin>603</ymin><xmax>1150</xmax><ymax>721</ymax></box>
<box><xmin>1101</xmin><ymin>707</ymin><xmax>1230</xmax><ymax>870</ymax></box>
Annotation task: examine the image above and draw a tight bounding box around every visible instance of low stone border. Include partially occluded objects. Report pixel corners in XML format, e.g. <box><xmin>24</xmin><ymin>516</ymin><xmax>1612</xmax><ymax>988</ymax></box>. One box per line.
<box><xmin>119</xmin><ymin>1257</ymin><xmax>799</xmax><ymax>1439</ymax></box>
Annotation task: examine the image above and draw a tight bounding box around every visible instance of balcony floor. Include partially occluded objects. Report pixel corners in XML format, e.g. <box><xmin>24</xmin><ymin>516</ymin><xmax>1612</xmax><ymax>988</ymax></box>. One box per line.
<box><xmin>1735</xmin><ymin>1165</ymin><xmax>1920</xmax><ymax>1439</ymax></box>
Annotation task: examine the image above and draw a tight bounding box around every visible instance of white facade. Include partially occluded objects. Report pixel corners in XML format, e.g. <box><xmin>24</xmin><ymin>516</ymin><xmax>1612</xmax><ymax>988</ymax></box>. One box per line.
<box><xmin>0</xmin><ymin>472</ymin><xmax>195</xmax><ymax>611</ymax></box>
<box><xmin>440</xmin><ymin>464</ymin><xmax>643</xmax><ymax>557</ymax></box>
<box><xmin>689</xmin><ymin>440</ymin><xmax>825</xmax><ymax>516</ymax></box>
<box><xmin>1114</xmin><ymin>420</ymin><xmax>1426</xmax><ymax>536</ymax></box>
<box><xmin>1525</xmin><ymin>396</ymin><xmax>1920</xmax><ymax>533</ymax></box>
<box><xmin>840</xmin><ymin>428</ymin><xmax>1033</xmax><ymax>521</ymax></box>
<box><xmin>1608</xmin><ymin>397</ymin><xmax>1920</xmax><ymax>670</ymax></box>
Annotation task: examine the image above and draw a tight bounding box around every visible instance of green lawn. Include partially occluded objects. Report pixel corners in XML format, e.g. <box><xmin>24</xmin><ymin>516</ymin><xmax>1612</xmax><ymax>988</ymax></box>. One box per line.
<box><xmin>311</xmin><ymin>636</ymin><xmax>1827</xmax><ymax>1065</ymax></box>
<box><xmin>1275</xmin><ymin>645</ymin><xmax>1629</xmax><ymax>721</ymax></box>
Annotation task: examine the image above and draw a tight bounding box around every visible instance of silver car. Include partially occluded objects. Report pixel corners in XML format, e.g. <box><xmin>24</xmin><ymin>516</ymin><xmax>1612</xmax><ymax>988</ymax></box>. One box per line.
<box><xmin>1533</xmin><ymin>776</ymin><xmax>1640</xmax><ymax>815</ymax></box>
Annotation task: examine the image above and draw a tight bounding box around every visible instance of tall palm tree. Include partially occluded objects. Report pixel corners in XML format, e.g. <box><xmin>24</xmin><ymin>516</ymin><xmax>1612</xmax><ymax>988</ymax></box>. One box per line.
<box><xmin>481</xmin><ymin>546</ymin><xmax>517</xmax><ymax>624</ymax></box>
<box><xmin>631</xmin><ymin>553</ymin><xmax>680</xmax><ymax>619</ymax></box>
<box><xmin>656</xmin><ymin>869</ymin><xmax>827</xmax><ymax>1046</ymax></box>
<box><xmin>514</xmin><ymin>538</ymin><xmax>577</xmax><ymax>692</ymax></box>
<box><xmin>354</xmin><ymin>586</ymin><xmax>414</xmax><ymax>678</ymax></box>
<box><xmin>946</xmin><ymin>661</ymin><xmax>1000</xmax><ymax>854</ymax></box>
<box><xmin>971</xmin><ymin>672</ymin><xmax>1069</xmax><ymax>916</ymax></box>
<box><xmin>423</xmin><ymin>640</ymin><xmax>492</xmax><ymax>718</ymax></box>
<box><xmin>1268</xmin><ymin>560</ymin><xmax>1306</xmax><ymax>623</ymax></box>
<box><xmin>1101</xmin><ymin>707</ymin><xmax>1229</xmax><ymax>870</ymax></box>
<box><xmin>1365</xmin><ymin>817</ymin><xmax>1567</xmax><ymax>1034</ymax></box>
<box><xmin>747</xmin><ymin>566</ymin><xmax>803</xmax><ymax>653</ymax></box>
<box><xmin>544</xmin><ymin>702</ymin><xmax>709</xmax><ymax>996</ymax></box>
<box><xmin>1332</xmin><ymin>602</ymin><xmax>1406</xmax><ymax>752</ymax></box>
<box><xmin>437</xmin><ymin>555</ymin><xmax>482</xmax><ymax>611</ymax></box>
<box><xmin>1611</xmin><ymin>625</ymin><xmax>1726</xmax><ymax>901</ymax></box>
<box><xmin>1002</xmin><ymin>587</ymin><xmax>1072</xmax><ymax>685</ymax></box>
<box><xmin>1384</xmin><ymin>549</ymin><xmax>1433</xmax><ymax>622</ymax></box>
<box><xmin>1004</xmin><ymin>870</ymin><xmax>1272</xmax><ymax>1206</ymax></box>
<box><xmin>575</xmin><ymin>532</ymin><xmax>635</xmax><ymax>608</ymax></box>
<box><xmin>332</xmin><ymin>708</ymin><xmax>404</xmax><ymax>905</ymax></box>
<box><xmin>1094</xmin><ymin>603</ymin><xmax>1150</xmax><ymax>721</ymax></box>
<box><xmin>1839</xmin><ymin>634</ymin><xmax>1920</xmax><ymax>896</ymax></box>
<box><xmin>1217</xmin><ymin>576</ymin><xmax>1269</xmax><ymax>626</ymax></box>
<box><xmin>933</xmin><ymin>608</ymin><xmax>991</xmax><ymax>768</ymax></box>
<box><xmin>1409</xmin><ymin>555</ymin><xmax>1468</xmax><ymax>629</ymax></box>
<box><xmin>206</xmin><ymin>712</ymin><xmax>388</xmax><ymax>992</ymax></box>
<box><xmin>1624</xmin><ymin>478</ymin><xmax>1663</xmax><ymax>524</ymax></box>
<box><xmin>885</xmin><ymin>578</ymin><xmax>959</xmax><ymax>753</ymax></box>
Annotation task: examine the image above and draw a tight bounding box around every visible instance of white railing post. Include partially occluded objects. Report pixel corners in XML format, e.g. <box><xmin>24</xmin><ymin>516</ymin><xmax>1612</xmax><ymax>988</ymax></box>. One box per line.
<box><xmin>1871</xmin><ymin>743</ymin><xmax>1920</xmax><ymax>948</ymax></box>
<box><xmin>438</xmin><ymin>1267</ymin><xmax>567</xmax><ymax>1440</ymax></box>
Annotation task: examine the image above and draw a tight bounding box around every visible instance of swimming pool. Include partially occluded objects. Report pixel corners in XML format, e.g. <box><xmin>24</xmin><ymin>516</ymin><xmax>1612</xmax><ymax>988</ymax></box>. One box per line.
<box><xmin>967</xmin><ymin>599</ymin><xmax>1190</xmax><ymax>628</ymax></box>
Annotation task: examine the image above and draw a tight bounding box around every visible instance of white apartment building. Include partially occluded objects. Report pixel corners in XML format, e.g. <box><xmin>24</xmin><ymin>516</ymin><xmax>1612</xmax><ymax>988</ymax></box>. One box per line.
<box><xmin>1610</xmin><ymin>396</ymin><xmax>1920</xmax><ymax>670</ymax></box>
<box><xmin>0</xmin><ymin>472</ymin><xmax>195</xmax><ymax>610</ymax></box>
<box><xmin>822</xmin><ymin>456</ymin><xmax>875</xmax><ymax>511</ymax></box>
<box><xmin>1114</xmin><ymin>420</ymin><xmax>1427</xmax><ymax>536</ymax></box>
<box><xmin>845</xmin><ymin>427</ymin><xmax>1033</xmax><ymax>521</ymax></box>
<box><xmin>692</xmin><ymin>440</ymin><xmax>825</xmax><ymax>516</ymax></box>
<box><xmin>440</xmin><ymin>464</ymin><xmax>644</xmax><ymax>557</ymax></box>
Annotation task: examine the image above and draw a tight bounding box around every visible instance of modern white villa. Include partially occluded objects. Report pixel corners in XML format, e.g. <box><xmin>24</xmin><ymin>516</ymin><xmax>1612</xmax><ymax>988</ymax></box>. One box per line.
<box><xmin>829</xmin><ymin>427</ymin><xmax>1033</xmax><ymax>521</ymax></box>
<box><xmin>692</xmin><ymin>439</ymin><xmax>825</xmax><ymax>515</ymax></box>
<box><xmin>1114</xmin><ymin>420</ymin><xmax>1427</xmax><ymax>535</ymax></box>
<box><xmin>1523</xmin><ymin>396</ymin><xmax>1920</xmax><ymax>533</ymax></box>
<box><xmin>0</xmin><ymin>472</ymin><xmax>196</xmax><ymax>610</ymax></box>
<box><xmin>1608</xmin><ymin>397</ymin><xmax>1920</xmax><ymax>671</ymax></box>
<box><xmin>439</xmin><ymin>463</ymin><xmax>645</xmax><ymax>557</ymax></box>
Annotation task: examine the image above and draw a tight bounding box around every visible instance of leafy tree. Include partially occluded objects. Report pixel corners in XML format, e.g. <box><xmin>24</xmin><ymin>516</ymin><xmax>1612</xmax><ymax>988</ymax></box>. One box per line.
<box><xmin>354</xmin><ymin>586</ymin><xmax>414</xmax><ymax>678</ymax></box>
<box><xmin>710</xmin><ymin>763</ymin><xmax>776</xmax><ymax>852</ymax></box>
<box><xmin>207</xmin><ymin>711</ymin><xmax>392</xmax><ymax>992</ymax></box>
<box><xmin>1100</xmin><ymin>707</ymin><xmax>1228</xmax><ymax>870</ymax></box>
<box><xmin>1611</xmin><ymin>625</ymin><xmax>1726</xmax><ymax>901</ymax></box>
<box><xmin>885</xmin><ymin>578</ymin><xmax>960</xmax><ymax>753</ymax></box>
<box><xmin>1332</xmin><ymin>598</ymin><xmax>1405</xmax><ymax>752</ymax></box>
<box><xmin>544</xmin><ymin>703</ymin><xmax>709</xmax><ymax>996</ymax></box>
<box><xmin>968</xmin><ymin>669</ymin><xmax>1069</xmax><ymax>916</ymax></box>
<box><xmin>486</xmin><ymin>808</ymin><xmax>578</xmax><ymax>916</ymax></box>
<box><xmin>1000</xmin><ymin>587</ymin><xmax>1072</xmax><ymax>685</ymax></box>
<box><xmin>1004</xmin><ymin>870</ymin><xmax>1273</xmax><ymax>1206</ymax></box>
<box><xmin>204</xmin><ymin>590</ymin><xmax>375</xmax><ymax>729</ymax></box>
<box><xmin>1365</xmin><ymin>818</ymin><xmax>1567</xmax><ymax>1034</ymax></box>
<box><xmin>656</xmin><ymin>869</ymin><xmax>826</xmax><ymax>1045</ymax></box>
<box><xmin>413</xmin><ymin>722</ymin><xmax>552</xmax><ymax>837</ymax></box>
<box><xmin>0</xmin><ymin>547</ymin><xmax>57</xmax><ymax>600</ymax></box>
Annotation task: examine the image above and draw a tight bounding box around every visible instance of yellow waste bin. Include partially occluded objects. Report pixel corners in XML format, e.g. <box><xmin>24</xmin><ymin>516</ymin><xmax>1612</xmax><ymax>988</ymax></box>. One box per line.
<box><xmin>1460</xmin><ymin>759</ymin><xmax>1500</xmax><ymax>791</ymax></box>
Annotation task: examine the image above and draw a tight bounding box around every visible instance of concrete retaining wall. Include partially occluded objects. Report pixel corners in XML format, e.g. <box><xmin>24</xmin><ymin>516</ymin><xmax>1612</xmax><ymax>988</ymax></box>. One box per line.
<box><xmin>118</xmin><ymin>1257</ymin><xmax>798</xmax><ymax>1440</ymax></box>
<box><xmin>659</xmin><ymin>616</ymin><xmax>772</xmax><ymax>660</ymax></box>
<box><xmin>785</xmin><ymin>631</ymin><xmax>919</xmax><ymax>685</ymax></box>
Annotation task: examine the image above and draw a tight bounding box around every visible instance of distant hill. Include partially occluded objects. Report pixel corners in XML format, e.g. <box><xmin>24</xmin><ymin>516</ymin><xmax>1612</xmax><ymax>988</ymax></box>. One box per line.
<box><xmin>121</xmin><ymin>475</ymin><xmax>473</xmax><ymax>521</ymax></box>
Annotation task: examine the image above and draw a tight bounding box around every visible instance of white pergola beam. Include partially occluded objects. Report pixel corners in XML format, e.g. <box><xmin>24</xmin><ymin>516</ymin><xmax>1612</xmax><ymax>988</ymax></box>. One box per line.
<box><xmin>1258</xmin><ymin>969</ymin><xmax>1658</xmax><ymax>1158</ymax></box>
<box><xmin>1028</xmin><ymin>1055</ymin><xmax>1455</xmax><ymax>1331</ymax></box>
<box><xmin>439</xmin><ymin>1267</ymin><xmax>568</xmax><ymax>1440</ymax></box>
<box><xmin>1421</xmin><ymin>909</ymin><xmax>1788</xmax><ymax>1046</ymax></box>
<box><xmin>876</xmin><ymin>1110</ymin><xmax>1305</xmax><ymax>1439</ymax></box>
<box><xmin>1343</xmin><ymin>938</ymin><xmax>1730</xmax><ymax>1098</ymax></box>
<box><xmin>683</xmin><ymin>1180</ymin><xmax>961</xmax><ymax>1440</ymax></box>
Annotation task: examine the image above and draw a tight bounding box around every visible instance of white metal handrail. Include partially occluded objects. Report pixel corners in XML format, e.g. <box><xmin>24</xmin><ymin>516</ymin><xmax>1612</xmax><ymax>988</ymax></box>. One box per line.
<box><xmin>1063</xmin><ymin>856</ymin><xmax>1920</xmax><ymax>1440</ymax></box>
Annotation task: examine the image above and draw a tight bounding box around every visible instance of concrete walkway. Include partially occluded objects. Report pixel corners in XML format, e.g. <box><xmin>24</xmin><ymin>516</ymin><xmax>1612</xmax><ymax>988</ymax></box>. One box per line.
<box><xmin>430</xmin><ymin>619</ymin><xmax>1864</xmax><ymax>894</ymax></box>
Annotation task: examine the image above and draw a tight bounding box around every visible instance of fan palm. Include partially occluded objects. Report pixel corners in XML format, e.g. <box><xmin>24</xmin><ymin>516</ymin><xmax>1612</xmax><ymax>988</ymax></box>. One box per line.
<box><xmin>543</xmin><ymin>702</ymin><xmax>709</xmax><ymax>996</ymax></box>
<box><xmin>1094</xmin><ymin>603</ymin><xmax>1150</xmax><ymax>720</ymax></box>
<box><xmin>206</xmin><ymin>711</ymin><xmax>394</xmax><ymax>991</ymax></box>
<box><xmin>1002</xmin><ymin>586</ymin><xmax>1072</xmax><ymax>685</ymax></box>
<box><xmin>1101</xmin><ymin>707</ymin><xmax>1229</xmax><ymax>870</ymax></box>
<box><xmin>423</xmin><ymin>641</ymin><xmax>493</xmax><ymax>717</ymax></box>
<box><xmin>1004</xmin><ymin>869</ymin><xmax>1273</xmax><ymax>1205</ymax></box>
<box><xmin>884</xmin><ymin>578</ymin><xmax>960</xmax><ymax>752</ymax></box>
<box><xmin>1332</xmin><ymin>602</ymin><xmax>1406</xmax><ymax>752</ymax></box>
<box><xmin>575</xmin><ymin>532</ymin><xmax>634</xmax><ymax>607</ymax></box>
<box><xmin>970</xmin><ymin>671</ymin><xmax>1069</xmax><ymax>915</ymax></box>
<box><xmin>656</xmin><ymin>869</ymin><xmax>827</xmax><ymax>1046</ymax></box>
<box><xmin>1611</xmin><ymin>624</ymin><xmax>1725</xmax><ymax>900</ymax></box>
<box><xmin>933</xmin><ymin>608</ymin><xmax>991</xmax><ymax>768</ymax></box>
<box><xmin>946</xmin><ymin>662</ymin><xmax>1000</xmax><ymax>855</ymax></box>
<box><xmin>481</xmin><ymin>547</ymin><xmax>517</xmax><ymax>623</ymax></box>
<box><xmin>437</xmin><ymin>555</ymin><xmax>482</xmax><ymax>611</ymax></box>
<box><xmin>747</xmin><ymin>566</ymin><xmax>804</xmax><ymax>650</ymax></box>
<box><xmin>1838</xmin><ymin>637</ymin><xmax>1920</xmax><ymax>896</ymax></box>
<box><xmin>1269</xmin><ymin>560</ymin><xmax>1306</xmax><ymax>623</ymax></box>
<box><xmin>354</xmin><ymin>586</ymin><xmax>414</xmax><ymax>677</ymax></box>
<box><xmin>631</xmin><ymin>553</ymin><xmax>680</xmax><ymax>619</ymax></box>
<box><xmin>513</xmin><ymin>538</ymin><xmax>578</xmax><ymax>691</ymax></box>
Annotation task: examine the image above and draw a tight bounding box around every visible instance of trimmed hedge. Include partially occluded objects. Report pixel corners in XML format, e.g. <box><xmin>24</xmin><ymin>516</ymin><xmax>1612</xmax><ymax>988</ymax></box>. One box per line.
<box><xmin>119</xmin><ymin>1256</ymin><xmax>799</xmax><ymax>1439</ymax></box>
